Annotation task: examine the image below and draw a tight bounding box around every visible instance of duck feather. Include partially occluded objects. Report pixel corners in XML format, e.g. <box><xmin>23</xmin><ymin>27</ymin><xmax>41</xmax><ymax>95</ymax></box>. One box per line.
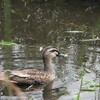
<box><xmin>10</xmin><ymin>69</ymin><xmax>55</xmax><ymax>85</ymax></box>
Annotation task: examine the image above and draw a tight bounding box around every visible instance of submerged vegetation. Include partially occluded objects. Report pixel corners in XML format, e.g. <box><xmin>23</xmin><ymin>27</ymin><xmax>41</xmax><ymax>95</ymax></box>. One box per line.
<box><xmin>0</xmin><ymin>0</ymin><xmax>100</xmax><ymax>44</ymax></box>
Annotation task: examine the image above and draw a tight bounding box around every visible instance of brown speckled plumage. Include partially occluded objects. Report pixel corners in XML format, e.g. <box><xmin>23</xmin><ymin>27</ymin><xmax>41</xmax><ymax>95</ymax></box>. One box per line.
<box><xmin>10</xmin><ymin>69</ymin><xmax>55</xmax><ymax>85</ymax></box>
<box><xmin>1</xmin><ymin>46</ymin><xmax>67</xmax><ymax>85</ymax></box>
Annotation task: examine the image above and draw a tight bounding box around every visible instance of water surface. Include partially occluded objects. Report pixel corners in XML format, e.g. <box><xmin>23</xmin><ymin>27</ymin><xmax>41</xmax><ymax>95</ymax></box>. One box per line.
<box><xmin>0</xmin><ymin>1</ymin><xmax>100</xmax><ymax>100</ymax></box>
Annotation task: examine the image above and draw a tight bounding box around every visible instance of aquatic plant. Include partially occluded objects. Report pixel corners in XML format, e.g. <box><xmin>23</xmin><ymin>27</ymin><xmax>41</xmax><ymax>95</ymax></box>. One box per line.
<box><xmin>72</xmin><ymin>69</ymin><xmax>100</xmax><ymax>100</ymax></box>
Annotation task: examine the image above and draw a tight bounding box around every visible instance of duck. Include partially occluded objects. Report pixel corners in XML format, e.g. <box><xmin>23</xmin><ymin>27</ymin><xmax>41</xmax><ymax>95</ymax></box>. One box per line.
<box><xmin>2</xmin><ymin>46</ymin><xmax>67</xmax><ymax>85</ymax></box>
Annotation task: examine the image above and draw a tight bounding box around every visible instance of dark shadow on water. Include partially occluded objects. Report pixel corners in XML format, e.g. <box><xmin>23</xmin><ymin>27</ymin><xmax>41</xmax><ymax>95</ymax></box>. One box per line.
<box><xmin>43</xmin><ymin>81</ymin><xmax>55</xmax><ymax>100</ymax></box>
<box><xmin>43</xmin><ymin>81</ymin><xmax>68</xmax><ymax>100</ymax></box>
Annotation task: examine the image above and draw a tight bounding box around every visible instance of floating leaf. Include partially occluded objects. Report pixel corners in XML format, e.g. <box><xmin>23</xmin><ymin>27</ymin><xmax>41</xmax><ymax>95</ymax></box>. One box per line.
<box><xmin>90</xmin><ymin>84</ymin><xmax>100</xmax><ymax>87</ymax></box>
<box><xmin>0</xmin><ymin>41</ymin><xmax>17</xmax><ymax>46</ymax></box>
<box><xmin>83</xmin><ymin>80</ymin><xmax>99</xmax><ymax>87</ymax></box>
<box><xmin>81</xmin><ymin>38</ymin><xmax>100</xmax><ymax>42</ymax></box>
<box><xmin>80</xmin><ymin>88</ymin><xmax>95</xmax><ymax>91</ymax></box>
<box><xmin>66</xmin><ymin>31</ymin><xmax>84</xmax><ymax>34</ymax></box>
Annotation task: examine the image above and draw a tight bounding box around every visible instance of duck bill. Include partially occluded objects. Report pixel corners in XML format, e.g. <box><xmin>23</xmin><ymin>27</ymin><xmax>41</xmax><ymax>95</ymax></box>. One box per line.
<box><xmin>58</xmin><ymin>53</ymin><xmax>68</xmax><ymax>57</ymax></box>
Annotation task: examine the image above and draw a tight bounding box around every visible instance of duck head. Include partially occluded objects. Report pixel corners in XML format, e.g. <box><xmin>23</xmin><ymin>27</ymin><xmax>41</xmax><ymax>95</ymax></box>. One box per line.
<box><xmin>42</xmin><ymin>46</ymin><xmax>67</xmax><ymax>73</ymax></box>
<box><xmin>42</xmin><ymin>46</ymin><xmax>67</xmax><ymax>59</ymax></box>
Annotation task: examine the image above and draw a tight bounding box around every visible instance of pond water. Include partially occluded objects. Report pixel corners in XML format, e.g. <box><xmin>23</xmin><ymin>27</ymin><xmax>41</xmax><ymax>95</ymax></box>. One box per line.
<box><xmin>0</xmin><ymin>0</ymin><xmax>100</xmax><ymax>100</ymax></box>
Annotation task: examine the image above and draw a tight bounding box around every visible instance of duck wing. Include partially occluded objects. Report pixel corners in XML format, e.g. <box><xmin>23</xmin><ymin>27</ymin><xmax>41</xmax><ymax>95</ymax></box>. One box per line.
<box><xmin>10</xmin><ymin>69</ymin><xmax>54</xmax><ymax>85</ymax></box>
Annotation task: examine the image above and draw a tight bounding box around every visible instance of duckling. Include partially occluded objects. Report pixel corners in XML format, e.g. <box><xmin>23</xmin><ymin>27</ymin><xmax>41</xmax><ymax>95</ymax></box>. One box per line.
<box><xmin>7</xmin><ymin>46</ymin><xmax>67</xmax><ymax>85</ymax></box>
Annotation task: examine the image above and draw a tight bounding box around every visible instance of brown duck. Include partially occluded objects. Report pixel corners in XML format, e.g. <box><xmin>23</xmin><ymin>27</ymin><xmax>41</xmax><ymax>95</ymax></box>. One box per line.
<box><xmin>2</xmin><ymin>46</ymin><xmax>67</xmax><ymax>85</ymax></box>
